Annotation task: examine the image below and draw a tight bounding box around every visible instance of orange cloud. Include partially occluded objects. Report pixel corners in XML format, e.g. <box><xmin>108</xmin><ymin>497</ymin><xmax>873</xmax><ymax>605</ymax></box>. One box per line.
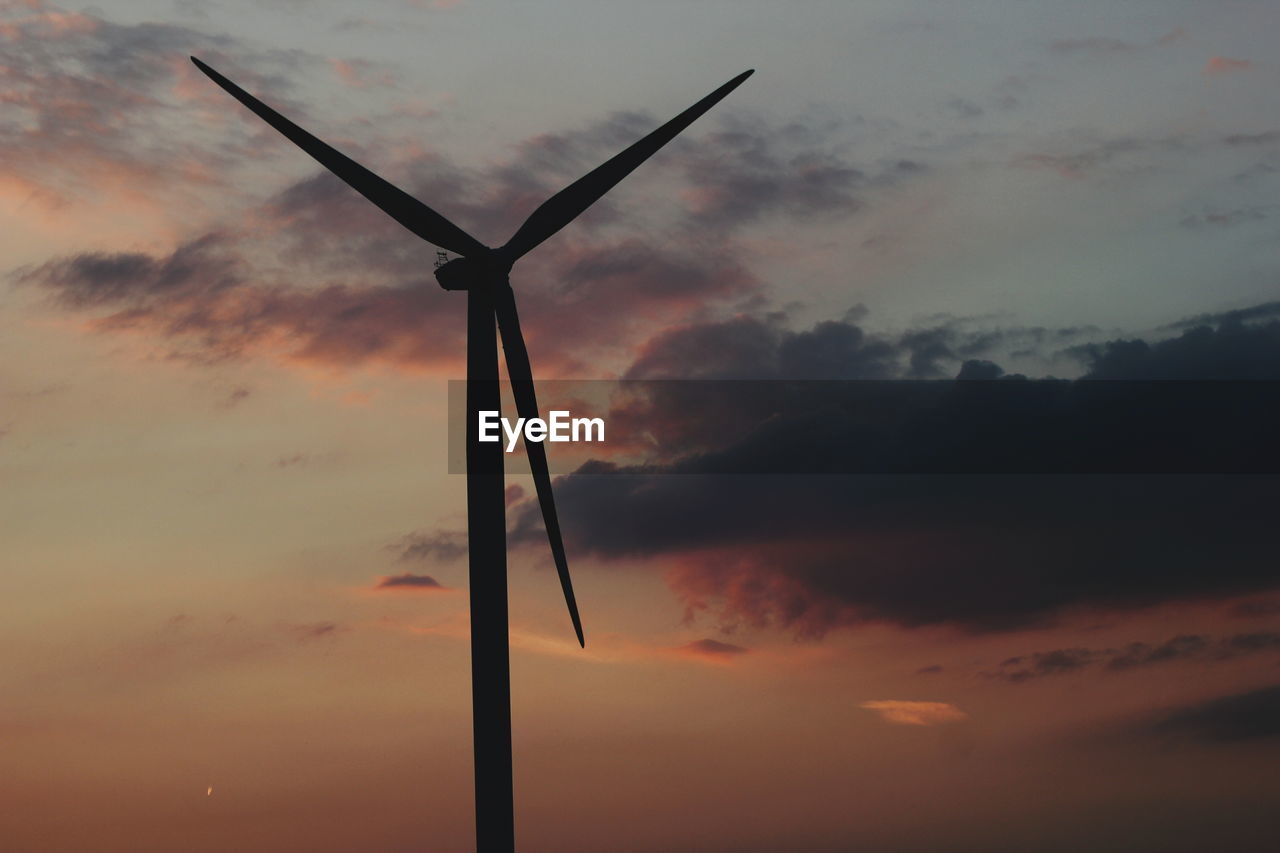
<box><xmin>1204</xmin><ymin>56</ymin><xmax>1252</xmax><ymax>75</ymax></box>
<box><xmin>859</xmin><ymin>700</ymin><xmax>968</xmax><ymax>727</ymax></box>
<box><xmin>672</xmin><ymin>638</ymin><xmax>750</xmax><ymax>664</ymax></box>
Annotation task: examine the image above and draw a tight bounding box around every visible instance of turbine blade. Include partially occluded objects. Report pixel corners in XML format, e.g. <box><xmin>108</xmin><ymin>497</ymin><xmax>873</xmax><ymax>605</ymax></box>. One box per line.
<box><xmin>492</xmin><ymin>285</ymin><xmax>585</xmax><ymax>647</ymax></box>
<box><xmin>499</xmin><ymin>69</ymin><xmax>754</xmax><ymax>261</ymax></box>
<box><xmin>190</xmin><ymin>56</ymin><xmax>488</xmax><ymax>258</ymax></box>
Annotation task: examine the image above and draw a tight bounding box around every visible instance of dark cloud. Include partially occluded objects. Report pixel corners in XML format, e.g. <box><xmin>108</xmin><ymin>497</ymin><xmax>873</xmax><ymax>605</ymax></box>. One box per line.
<box><xmin>507</xmin><ymin>308</ymin><xmax>1280</xmax><ymax>636</ymax></box>
<box><xmin>624</xmin><ymin>315</ymin><xmax>902</xmax><ymax>381</ymax></box>
<box><xmin>1163</xmin><ymin>301</ymin><xmax>1280</xmax><ymax>330</ymax></box>
<box><xmin>219</xmin><ymin>385</ymin><xmax>252</xmax><ymax>408</ymax></box>
<box><xmin>675</xmin><ymin>638</ymin><xmax>749</xmax><ymax>660</ymax></box>
<box><xmin>1074</xmin><ymin>317</ymin><xmax>1280</xmax><ymax>379</ymax></box>
<box><xmin>1107</xmin><ymin>635</ymin><xmax>1212</xmax><ymax>670</ymax></box>
<box><xmin>1231</xmin><ymin>599</ymin><xmax>1280</xmax><ymax>619</ymax></box>
<box><xmin>1223</xmin><ymin>131</ymin><xmax>1280</xmax><ymax>147</ymax></box>
<box><xmin>622</xmin><ymin>312</ymin><xmax>1027</xmax><ymax>383</ymax></box>
<box><xmin>942</xmin><ymin>97</ymin><xmax>984</xmax><ymax>119</ymax></box>
<box><xmin>390</xmin><ymin>531</ymin><xmax>466</xmax><ymax>563</ymax></box>
<box><xmin>594</xmin><ymin>313</ymin><xmax>1280</xmax><ymax>477</ymax></box>
<box><xmin>1179</xmin><ymin>207</ymin><xmax>1272</xmax><ymax>228</ymax></box>
<box><xmin>1049</xmin><ymin>29</ymin><xmax>1184</xmax><ymax>57</ymax></box>
<box><xmin>15</xmin><ymin>232</ymin><xmax>466</xmax><ymax>368</ymax></box>
<box><xmin>275</xmin><ymin>453</ymin><xmax>309</xmax><ymax>468</ymax></box>
<box><xmin>1015</xmin><ymin>136</ymin><xmax>1183</xmax><ymax>178</ymax></box>
<box><xmin>1220</xmin><ymin>632</ymin><xmax>1280</xmax><ymax>655</ymax></box>
<box><xmin>996</xmin><ymin>648</ymin><xmax>1099</xmax><ymax>683</ymax></box>
<box><xmin>515</xmin><ymin>470</ymin><xmax>1280</xmax><ymax>635</ymax></box>
<box><xmin>981</xmin><ymin>631</ymin><xmax>1280</xmax><ymax>682</ymax></box>
<box><xmin>17</xmin><ymin>234</ymin><xmax>243</xmax><ymax>309</ymax></box>
<box><xmin>955</xmin><ymin>359</ymin><xmax>1004</xmax><ymax>380</ymax></box>
<box><xmin>1146</xmin><ymin>685</ymin><xmax>1280</xmax><ymax>742</ymax></box>
<box><xmin>1050</xmin><ymin>37</ymin><xmax>1138</xmax><ymax>55</ymax></box>
<box><xmin>291</xmin><ymin>621</ymin><xmax>342</xmax><ymax>640</ymax></box>
<box><xmin>672</xmin><ymin>115</ymin><xmax>918</xmax><ymax>231</ymax></box>
<box><xmin>375</xmin><ymin>572</ymin><xmax>444</xmax><ymax>590</ymax></box>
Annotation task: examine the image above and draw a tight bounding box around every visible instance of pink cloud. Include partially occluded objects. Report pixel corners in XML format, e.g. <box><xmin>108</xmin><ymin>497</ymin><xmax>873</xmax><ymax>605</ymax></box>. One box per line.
<box><xmin>329</xmin><ymin>58</ymin><xmax>397</xmax><ymax>90</ymax></box>
<box><xmin>859</xmin><ymin>700</ymin><xmax>968</xmax><ymax>727</ymax></box>
<box><xmin>1204</xmin><ymin>56</ymin><xmax>1252</xmax><ymax>75</ymax></box>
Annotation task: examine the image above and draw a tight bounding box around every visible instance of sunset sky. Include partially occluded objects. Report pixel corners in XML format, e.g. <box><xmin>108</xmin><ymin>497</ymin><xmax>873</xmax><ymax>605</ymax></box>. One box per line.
<box><xmin>3</xmin><ymin>1</ymin><xmax>1280</xmax><ymax>851</ymax></box>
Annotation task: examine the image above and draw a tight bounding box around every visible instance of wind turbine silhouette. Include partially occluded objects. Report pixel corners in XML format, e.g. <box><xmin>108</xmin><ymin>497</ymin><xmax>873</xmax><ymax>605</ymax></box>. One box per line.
<box><xmin>190</xmin><ymin>56</ymin><xmax>752</xmax><ymax>852</ymax></box>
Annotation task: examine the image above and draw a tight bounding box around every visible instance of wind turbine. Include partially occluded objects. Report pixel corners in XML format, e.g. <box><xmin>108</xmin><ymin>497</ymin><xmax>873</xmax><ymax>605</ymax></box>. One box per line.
<box><xmin>190</xmin><ymin>55</ymin><xmax>752</xmax><ymax>852</ymax></box>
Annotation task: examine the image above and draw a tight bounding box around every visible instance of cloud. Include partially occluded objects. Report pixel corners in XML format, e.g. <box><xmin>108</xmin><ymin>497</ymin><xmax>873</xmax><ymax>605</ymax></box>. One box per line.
<box><xmin>329</xmin><ymin>58</ymin><xmax>397</xmax><ymax>89</ymax></box>
<box><xmin>1204</xmin><ymin>57</ymin><xmax>1252</xmax><ymax>75</ymax></box>
<box><xmin>621</xmin><ymin>310</ymin><xmax>1026</xmax><ymax>383</ymax></box>
<box><xmin>1180</xmin><ymin>207</ymin><xmax>1272</xmax><ymax>228</ymax></box>
<box><xmin>1106</xmin><ymin>635</ymin><xmax>1213</xmax><ymax>670</ymax></box>
<box><xmin>624</xmin><ymin>314</ymin><xmax>901</xmax><ymax>381</ymax></box>
<box><xmin>1048</xmin><ymin>29</ymin><xmax>1184</xmax><ymax>57</ymax></box>
<box><xmin>672</xmin><ymin>638</ymin><xmax>749</xmax><ymax>663</ymax></box>
<box><xmin>276</xmin><ymin>453</ymin><xmax>307</xmax><ymax>468</ymax></box>
<box><xmin>994</xmin><ymin>648</ymin><xmax>1100</xmax><ymax>683</ymax></box>
<box><xmin>672</xmin><ymin>115</ymin><xmax>919</xmax><ymax>232</ymax></box>
<box><xmin>1073</xmin><ymin>315</ymin><xmax>1280</xmax><ymax>379</ymax></box>
<box><xmin>389</xmin><ymin>531</ymin><xmax>467</xmax><ymax>563</ymax></box>
<box><xmin>1014</xmin><ymin>136</ymin><xmax>1181</xmax><ymax>179</ymax></box>
<box><xmin>504</xmin><ymin>306</ymin><xmax>1280</xmax><ymax>636</ymax></box>
<box><xmin>1223</xmin><ymin>130</ymin><xmax>1280</xmax><ymax>146</ymax></box>
<box><xmin>0</xmin><ymin>1</ymin><xmax>323</xmax><ymax>212</ymax></box>
<box><xmin>942</xmin><ymin>97</ymin><xmax>983</xmax><ymax>119</ymax></box>
<box><xmin>374</xmin><ymin>572</ymin><xmax>445</xmax><ymax>590</ymax></box>
<box><xmin>1051</xmin><ymin>37</ymin><xmax>1136</xmax><ymax>55</ymax></box>
<box><xmin>34</xmin><ymin>612</ymin><xmax>352</xmax><ymax>692</ymax></box>
<box><xmin>19</xmin><ymin>97</ymin><xmax>883</xmax><ymax>375</ymax></box>
<box><xmin>1219</xmin><ymin>632</ymin><xmax>1280</xmax><ymax>655</ymax></box>
<box><xmin>859</xmin><ymin>700</ymin><xmax>967</xmax><ymax>727</ymax></box>
<box><xmin>10</xmin><ymin>1</ymin><xmax>908</xmax><ymax>382</ymax></box>
<box><xmin>219</xmin><ymin>385</ymin><xmax>251</xmax><ymax>408</ymax></box>
<box><xmin>1145</xmin><ymin>685</ymin><xmax>1280</xmax><ymax>742</ymax></box>
<box><xmin>984</xmin><ymin>633</ymin><xmax>1280</xmax><ymax>682</ymax></box>
<box><xmin>14</xmin><ymin>232</ymin><xmax>469</xmax><ymax>368</ymax></box>
<box><xmin>1231</xmin><ymin>599</ymin><xmax>1280</xmax><ymax>619</ymax></box>
<box><xmin>16</xmin><ymin>234</ymin><xmax>243</xmax><ymax>308</ymax></box>
<box><xmin>291</xmin><ymin>621</ymin><xmax>343</xmax><ymax>640</ymax></box>
<box><xmin>23</xmin><ymin>103</ymin><xmax>895</xmax><ymax>374</ymax></box>
<box><xmin>1162</xmin><ymin>301</ymin><xmax>1280</xmax><ymax>330</ymax></box>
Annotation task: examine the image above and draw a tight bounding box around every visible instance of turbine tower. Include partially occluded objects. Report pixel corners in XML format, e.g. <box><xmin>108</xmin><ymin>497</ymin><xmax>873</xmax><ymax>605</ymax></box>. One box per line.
<box><xmin>191</xmin><ymin>56</ymin><xmax>752</xmax><ymax>853</ymax></box>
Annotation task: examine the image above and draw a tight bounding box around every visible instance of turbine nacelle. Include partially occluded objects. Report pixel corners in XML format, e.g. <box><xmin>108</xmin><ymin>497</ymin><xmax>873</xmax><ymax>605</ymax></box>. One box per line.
<box><xmin>434</xmin><ymin>252</ymin><xmax>511</xmax><ymax>292</ymax></box>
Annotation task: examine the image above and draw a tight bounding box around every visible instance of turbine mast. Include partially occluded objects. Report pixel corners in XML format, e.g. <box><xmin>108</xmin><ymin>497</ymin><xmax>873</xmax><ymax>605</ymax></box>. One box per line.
<box><xmin>466</xmin><ymin>283</ymin><xmax>514</xmax><ymax>852</ymax></box>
